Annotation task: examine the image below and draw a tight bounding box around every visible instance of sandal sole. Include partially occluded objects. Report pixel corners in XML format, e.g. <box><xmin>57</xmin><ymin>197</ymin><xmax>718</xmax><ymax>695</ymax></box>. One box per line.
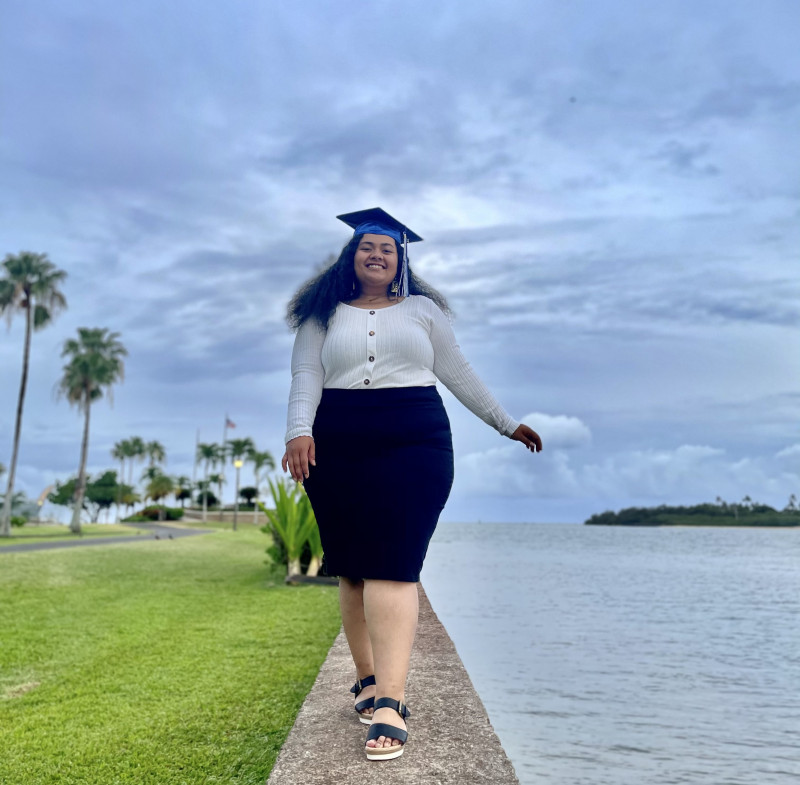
<box><xmin>365</xmin><ymin>746</ymin><xmax>404</xmax><ymax>761</ymax></box>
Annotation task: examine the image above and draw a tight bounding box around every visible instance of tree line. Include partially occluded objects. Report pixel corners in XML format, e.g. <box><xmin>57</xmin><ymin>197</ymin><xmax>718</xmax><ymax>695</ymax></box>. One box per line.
<box><xmin>585</xmin><ymin>495</ymin><xmax>800</xmax><ymax>526</ymax></box>
<box><xmin>45</xmin><ymin>437</ymin><xmax>274</xmax><ymax>527</ymax></box>
<box><xmin>0</xmin><ymin>252</ymin><xmax>126</xmax><ymax>536</ymax></box>
<box><xmin>0</xmin><ymin>251</ymin><xmax>275</xmax><ymax>536</ymax></box>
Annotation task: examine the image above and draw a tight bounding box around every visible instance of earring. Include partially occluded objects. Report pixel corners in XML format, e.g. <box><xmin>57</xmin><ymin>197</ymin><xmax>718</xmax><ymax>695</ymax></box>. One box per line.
<box><xmin>390</xmin><ymin>281</ymin><xmax>399</xmax><ymax>293</ymax></box>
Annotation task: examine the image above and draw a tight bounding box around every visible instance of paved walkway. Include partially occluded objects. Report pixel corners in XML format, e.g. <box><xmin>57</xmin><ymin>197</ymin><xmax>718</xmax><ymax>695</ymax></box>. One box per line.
<box><xmin>266</xmin><ymin>585</ymin><xmax>520</xmax><ymax>785</ymax></box>
<box><xmin>0</xmin><ymin>522</ymin><xmax>211</xmax><ymax>553</ymax></box>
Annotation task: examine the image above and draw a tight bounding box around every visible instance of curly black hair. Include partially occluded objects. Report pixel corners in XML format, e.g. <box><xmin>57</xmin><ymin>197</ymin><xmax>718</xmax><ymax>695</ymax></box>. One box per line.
<box><xmin>286</xmin><ymin>237</ymin><xmax>450</xmax><ymax>330</ymax></box>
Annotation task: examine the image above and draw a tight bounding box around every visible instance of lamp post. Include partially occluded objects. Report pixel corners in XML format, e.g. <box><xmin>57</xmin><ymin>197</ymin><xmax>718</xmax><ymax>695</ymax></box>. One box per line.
<box><xmin>233</xmin><ymin>458</ymin><xmax>243</xmax><ymax>531</ymax></box>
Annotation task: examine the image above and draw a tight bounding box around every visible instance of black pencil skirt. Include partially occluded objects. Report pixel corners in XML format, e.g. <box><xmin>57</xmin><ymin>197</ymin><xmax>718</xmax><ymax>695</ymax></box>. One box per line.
<box><xmin>303</xmin><ymin>386</ymin><xmax>454</xmax><ymax>583</ymax></box>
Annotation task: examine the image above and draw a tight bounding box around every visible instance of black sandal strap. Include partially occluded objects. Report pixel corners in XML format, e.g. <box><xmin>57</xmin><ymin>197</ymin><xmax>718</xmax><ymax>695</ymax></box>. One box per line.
<box><xmin>366</xmin><ymin>722</ymin><xmax>408</xmax><ymax>745</ymax></box>
<box><xmin>350</xmin><ymin>675</ymin><xmax>376</xmax><ymax>695</ymax></box>
<box><xmin>354</xmin><ymin>696</ymin><xmax>375</xmax><ymax>713</ymax></box>
<box><xmin>373</xmin><ymin>696</ymin><xmax>411</xmax><ymax>719</ymax></box>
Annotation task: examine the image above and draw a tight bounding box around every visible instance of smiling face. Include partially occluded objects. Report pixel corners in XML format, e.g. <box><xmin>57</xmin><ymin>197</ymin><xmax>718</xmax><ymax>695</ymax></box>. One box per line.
<box><xmin>353</xmin><ymin>233</ymin><xmax>399</xmax><ymax>294</ymax></box>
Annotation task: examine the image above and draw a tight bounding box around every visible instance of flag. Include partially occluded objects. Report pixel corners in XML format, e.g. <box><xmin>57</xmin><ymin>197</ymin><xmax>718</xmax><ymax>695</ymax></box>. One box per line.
<box><xmin>226</xmin><ymin>417</ymin><xmax>236</xmax><ymax>429</ymax></box>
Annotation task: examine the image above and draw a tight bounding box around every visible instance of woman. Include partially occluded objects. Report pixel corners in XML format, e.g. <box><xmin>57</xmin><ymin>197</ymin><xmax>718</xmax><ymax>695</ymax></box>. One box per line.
<box><xmin>282</xmin><ymin>207</ymin><xmax>542</xmax><ymax>761</ymax></box>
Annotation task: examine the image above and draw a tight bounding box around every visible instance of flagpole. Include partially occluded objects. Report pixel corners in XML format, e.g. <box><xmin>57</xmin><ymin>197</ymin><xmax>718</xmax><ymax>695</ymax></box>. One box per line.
<box><xmin>222</xmin><ymin>414</ymin><xmax>230</xmax><ymax>522</ymax></box>
<box><xmin>192</xmin><ymin>428</ymin><xmax>199</xmax><ymax>487</ymax></box>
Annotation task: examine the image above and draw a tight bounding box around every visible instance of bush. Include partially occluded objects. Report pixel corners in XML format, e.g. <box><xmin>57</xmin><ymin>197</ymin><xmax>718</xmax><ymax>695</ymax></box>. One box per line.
<box><xmin>10</xmin><ymin>515</ymin><xmax>27</xmax><ymax>528</ymax></box>
<box><xmin>122</xmin><ymin>515</ymin><xmax>151</xmax><ymax>522</ymax></box>
<box><xmin>195</xmin><ymin>491</ymin><xmax>218</xmax><ymax>507</ymax></box>
<box><xmin>139</xmin><ymin>506</ymin><xmax>184</xmax><ymax>521</ymax></box>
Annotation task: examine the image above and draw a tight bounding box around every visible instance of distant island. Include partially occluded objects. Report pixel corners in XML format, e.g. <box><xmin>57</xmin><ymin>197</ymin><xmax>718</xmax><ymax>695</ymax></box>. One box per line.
<box><xmin>585</xmin><ymin>497</ymin><xmax>800</xmax><ymax>527</ymax></box>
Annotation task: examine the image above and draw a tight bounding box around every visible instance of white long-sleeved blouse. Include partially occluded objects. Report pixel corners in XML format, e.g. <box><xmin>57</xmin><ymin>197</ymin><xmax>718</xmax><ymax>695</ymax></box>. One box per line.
<box><xmin>285</xmin><ymin>295</ymin><xmax>520</xmax><ymax>443</ymax></box>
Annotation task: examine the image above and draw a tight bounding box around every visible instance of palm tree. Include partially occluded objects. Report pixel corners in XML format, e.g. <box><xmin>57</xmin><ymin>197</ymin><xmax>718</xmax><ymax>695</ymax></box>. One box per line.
<box><xmin>145</xmin><ymin>440</ymin><xmax>166</xmax><ymax>468</ymax></box>
<box><xmin>174</xmin><ymin>476</ymin><xmax>192</xmax><ymax>508</ymax></box>
<box><xmin>120</xmin><ymin>487</ymin><xmax>141</xmax><ymax>518</ymax></box>
<box><xmin>141</xmin><ymin>465</ymin><xmax>164</xmax><ymax>484</ymax></box>
<box><xmin>57</xmin><ymin>327</ymin><xmax>127</xmax><ymax>534</ymax></box>
<box><xmin>196</xmin><ymin>443</ymin><xmax>217</xmax><ymax>522</ymax></box>
<box><xmin>145</xmin><ymin>474</ymin><xmax>174</xmax><ymax>521</ymax></box>
<box><xmin>111</xmin><ymin>440</ymin><xmax>128</xmax><ymax>523</ymax></box>
<box><xmin>227</xmin><ymin>437</ymin><xmax>255</xmax><ymax>531</ymax></box>
<box><xmin>211</xmin><ymin>444</ymin><xmax>227</xmax><ymax>511</ymax></box>
<box><xmin>128</xmin><ymin>436</ymin><xmax>146</xmax><ymax>489</ymax></box>
<box><xmin>208</xmin><ymin>472</ymin><xmax>226</xmax><ymax>509</ymax></box>
<box><xmin>249</xmin><ymin>448</ymin><xmax>276</xmax><ymax>523</ymax></box>
<box><xmin>0</xmin><ymin>251</ymin><xmax>68</xmax><ymax>537</ymax></box>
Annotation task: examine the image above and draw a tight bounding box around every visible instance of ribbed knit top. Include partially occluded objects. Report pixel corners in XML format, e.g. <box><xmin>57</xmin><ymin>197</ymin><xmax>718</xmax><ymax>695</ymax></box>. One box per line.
<box><xmin>285</xmin><ymin>295</ymin><xmax>520</xmax><ymax>443</ymax></box>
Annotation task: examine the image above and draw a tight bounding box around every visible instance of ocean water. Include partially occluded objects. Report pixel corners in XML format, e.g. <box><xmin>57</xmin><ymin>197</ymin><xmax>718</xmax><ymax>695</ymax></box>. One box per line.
<box><xmin>422</xmin><ymin>523</ymin><xmax>800</xmax><ymax>785</ymax></box>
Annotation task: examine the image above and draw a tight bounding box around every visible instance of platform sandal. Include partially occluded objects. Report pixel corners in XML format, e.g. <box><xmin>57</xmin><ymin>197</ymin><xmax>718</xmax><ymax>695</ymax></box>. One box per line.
<box><xmin>364</xmin><ymin>697</ymin><xmax>411</xmax><ymax>761</ymax></box>
<box><xmin>350</xmin><ymin>675</ymin><xmax>376</xmax><ymax>724</ymax></box>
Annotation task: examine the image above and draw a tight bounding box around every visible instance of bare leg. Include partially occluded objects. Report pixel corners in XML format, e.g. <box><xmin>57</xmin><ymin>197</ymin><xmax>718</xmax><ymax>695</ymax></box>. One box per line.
<box><xmin>339</xmin><ymin>577</ymin><xmax>375</xmax><ymax>716</ymax></box>
<box><xmin>363</xmin><ymin>579</ymin><xmax>419</xmax><ymax>749</ymax></box>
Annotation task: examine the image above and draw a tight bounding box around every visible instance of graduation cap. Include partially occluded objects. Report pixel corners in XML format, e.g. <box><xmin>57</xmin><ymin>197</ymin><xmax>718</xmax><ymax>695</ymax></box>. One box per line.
<box><xmin>336</xmin><ymin>207</ymin><xmax>422</xmax><ymax>297</ymax></box>
<box><xmin>337</xmin><ymin>207</ymin><xmax>423</xmax><ymax>244</ymax></box>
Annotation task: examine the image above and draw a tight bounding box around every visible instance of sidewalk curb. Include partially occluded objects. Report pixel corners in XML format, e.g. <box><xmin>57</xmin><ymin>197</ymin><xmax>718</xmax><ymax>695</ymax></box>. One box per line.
<box><xmin>266</xmin><ymin>584</ymin><xmax>520</xmax><ymax>784</ymax></box>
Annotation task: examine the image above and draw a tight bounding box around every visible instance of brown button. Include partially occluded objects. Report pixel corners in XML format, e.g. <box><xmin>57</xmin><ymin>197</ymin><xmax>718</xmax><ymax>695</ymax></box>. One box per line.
<box><xmin>369</xmin><ymin>356</ymin><xmax>375</xmax><ymax>362</ymax></box>
<box><xmin>364</xmin><ymin>379</ymin><xmax>370</xmax><ymax>385</ymax></box>
<box><xmin>369</xmin><ymin>310</ymin><xmax>375</xmax><ymax>315</ymax></box>
<box><xmin>369</xmin><ymin>330</ymin><xmax>375</xmax><ymax>336</ymax></box>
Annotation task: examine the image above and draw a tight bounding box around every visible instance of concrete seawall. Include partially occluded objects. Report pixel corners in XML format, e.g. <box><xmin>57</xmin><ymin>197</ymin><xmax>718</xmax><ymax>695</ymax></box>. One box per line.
<box><xmin>266</xmin><ymin>585</ymin><xmax>520</xmax><ymax>784</ymax></box>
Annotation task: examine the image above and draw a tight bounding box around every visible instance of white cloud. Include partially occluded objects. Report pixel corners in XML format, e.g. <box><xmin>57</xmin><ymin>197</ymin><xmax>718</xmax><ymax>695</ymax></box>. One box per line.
<box><xmin>456</xmin><ymin>441</ymin><xmax>799</xmax><ymax>511</ymax></box>
<box><xmin>519</xmin><ymin>412</ymin><xmax>592</xmax><ymax>449</ymax></box>
<box><xmin>776</xmin><ymin>443</ymin><xmax>800</xmax><ymax>460</ymax></box>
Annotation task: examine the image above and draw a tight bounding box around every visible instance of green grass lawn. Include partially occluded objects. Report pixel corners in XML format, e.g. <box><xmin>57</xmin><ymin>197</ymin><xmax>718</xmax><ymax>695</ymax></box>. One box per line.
<box><xmin>0</xmin><ymin>523</ymin><xmax>154</xmax><ymax>547</ymax></box>
<box><xmin>0</xmin><ymin>528</ymin><xmax>341</xmax><ymax>785</ymax></box>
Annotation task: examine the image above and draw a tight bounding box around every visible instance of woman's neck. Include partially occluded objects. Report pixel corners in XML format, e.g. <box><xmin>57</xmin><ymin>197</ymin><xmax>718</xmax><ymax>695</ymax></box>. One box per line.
<box><xmin>356</xmin><ymin>292</ymin><xmax>391</xmax><ymax>303</ymax></box>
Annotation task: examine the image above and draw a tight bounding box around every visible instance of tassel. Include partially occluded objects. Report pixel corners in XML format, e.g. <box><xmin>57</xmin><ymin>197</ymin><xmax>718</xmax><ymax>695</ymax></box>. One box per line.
<box><xmin>400</xmin><ymin>231</ymin><xmax>409</xmax><ymax>297</ymax></box>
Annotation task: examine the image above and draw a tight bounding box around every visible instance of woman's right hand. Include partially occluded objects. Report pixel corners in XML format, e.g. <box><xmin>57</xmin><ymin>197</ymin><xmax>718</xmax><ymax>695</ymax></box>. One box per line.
<box><xmin>281</xmin><ymin>436</ymin><xmax>316</xmax><ymax>483</ymax></box>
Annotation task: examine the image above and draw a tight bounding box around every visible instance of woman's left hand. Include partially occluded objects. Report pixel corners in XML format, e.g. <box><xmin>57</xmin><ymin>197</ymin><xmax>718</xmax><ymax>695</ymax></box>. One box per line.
<box><xmin>510</xmin><ymin>424</ymin><xmax>543</xmax><ymax>453</ymax></box>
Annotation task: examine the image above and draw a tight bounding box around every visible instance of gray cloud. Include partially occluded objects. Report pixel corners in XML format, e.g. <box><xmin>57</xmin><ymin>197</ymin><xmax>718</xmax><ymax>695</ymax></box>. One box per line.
<box><xmin>1</xmin><ymin>0</ymin><xmax>798</xmax><ymax>521</ymax></box>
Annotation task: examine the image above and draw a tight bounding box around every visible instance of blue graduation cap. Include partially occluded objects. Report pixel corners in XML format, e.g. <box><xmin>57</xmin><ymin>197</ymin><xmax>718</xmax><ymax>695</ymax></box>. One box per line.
<box><xmin>337</xmin><ymin>207</ymin><xmax>422</xmax><ymax>297</ymax></box>
<box><xmin>336</xmin><ymin>207</ymin><xmax>423</xmax><ymax>244</ymax></box>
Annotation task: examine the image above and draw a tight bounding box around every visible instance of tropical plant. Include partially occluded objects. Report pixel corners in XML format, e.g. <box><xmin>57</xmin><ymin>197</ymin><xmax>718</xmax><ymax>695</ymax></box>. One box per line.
<box><xmin>111</xmin><ymin>441</ymin><xmax>128</xmax><ymax>522</ymax></box>
<box><xmin>239</xmin><ymin>486</ymin><xmax>258</xmax><ymax>505</ymax></box>
<box><xmin>85</xmin><ymin>470</ymin><xmax>122</xmax><ymax>523</ymax></box>
<box><xmin>0</xmin><ymin>490</ymin><xmax>34</xmax><ymax>521</ymax></box>
<box><xmin>209</xmin><ymin>472</ymin><xmax>225</xmax><ymax>512</ymax></box>
<box><xmin>249</xmin><ymin>448</ymin><xmax>276</xmax><ymax>523</ymax></box>
<box><xmin>0</xmin><ymin>251</ymin><xmax>68</xmax><ymax>537</ymax></box>
<box><xmin>145</xmin><ymin>475</ymin><xmax>175</xmax><ymax>520</ymax></box>
<box><xmin>212</xmin><ymin>444</ymin><xmax>227</xmax><ymax>508</ymax></box>
<box><xmin>141</xmin><ymin>465</ymin><xmax>164</xmax><ymax>484</ymax></box>
<box><xmin>120</xmin><ymin>487</ymin><xmax>141</xmax><ymax>516</ymax></box>
<box><xmin>57</xmin><ymin>327</ymin><xmax>127</xmax><ymax>533</ymax></box>
<box><xmin>48</xmin><ymin>472</ymin><xmax>131</xmax><ymax>523</ymax></box>
<box><xmin>128</xmin><ymin>436</ymin><xmax>146</xmax><ymax>487</ymax></box>
<box><xmin>194</xmin><ymin>486</ymin><xmax>218</xmax><ymax>508</ymax></box>
<box><xmin>196</xmin><ymin>443</ymin><xmax>217</xmax><ymax>522</ymax></box>
<box><xmin>260</xmin><ymin>478</ymin><xmax>318</xmax><ymax>576</ymax></box>
<box><xmin>145</xmin><ymin>440</ymin><xmax>166</xmax><ymax>467</ymax></box>
<box><xmin>174</xmin><ymin>476</ymin><xmax>192</xmax><ymax>508</ymax></box>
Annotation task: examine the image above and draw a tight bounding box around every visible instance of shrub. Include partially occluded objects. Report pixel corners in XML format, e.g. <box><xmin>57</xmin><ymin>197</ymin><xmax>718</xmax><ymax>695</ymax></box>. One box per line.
<box><xmin>259</xmin><ymin>479</ymin><xmax>318</xmax><ymax>576</ymax></box>
<box><xmin>195</xmin><ymin>491</ymin><xmax>218</xmax><ymax>507</ymax></box>
<box><xmin>10</xmin><ymin>515</ymin><xmax>26</xmax><ymax>528</ymax></box>
<box><xmin>139</xmin><ymin>506</ymin><xmax>184</xmax><ymax>521</ymax></box>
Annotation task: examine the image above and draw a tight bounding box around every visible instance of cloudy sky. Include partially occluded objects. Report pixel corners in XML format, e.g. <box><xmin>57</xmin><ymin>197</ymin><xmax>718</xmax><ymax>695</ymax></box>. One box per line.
<box><xmin>1</xmin><ymin>0</ymin><xmax>798</xmax><ymax>523</ymax></box>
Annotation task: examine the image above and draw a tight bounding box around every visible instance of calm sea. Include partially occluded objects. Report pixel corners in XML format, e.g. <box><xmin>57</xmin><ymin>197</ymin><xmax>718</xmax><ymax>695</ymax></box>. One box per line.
<box><xmin>423</xmin><ymin>523</ymin><xmax>800</xmax><ymax>785</ymax></box>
